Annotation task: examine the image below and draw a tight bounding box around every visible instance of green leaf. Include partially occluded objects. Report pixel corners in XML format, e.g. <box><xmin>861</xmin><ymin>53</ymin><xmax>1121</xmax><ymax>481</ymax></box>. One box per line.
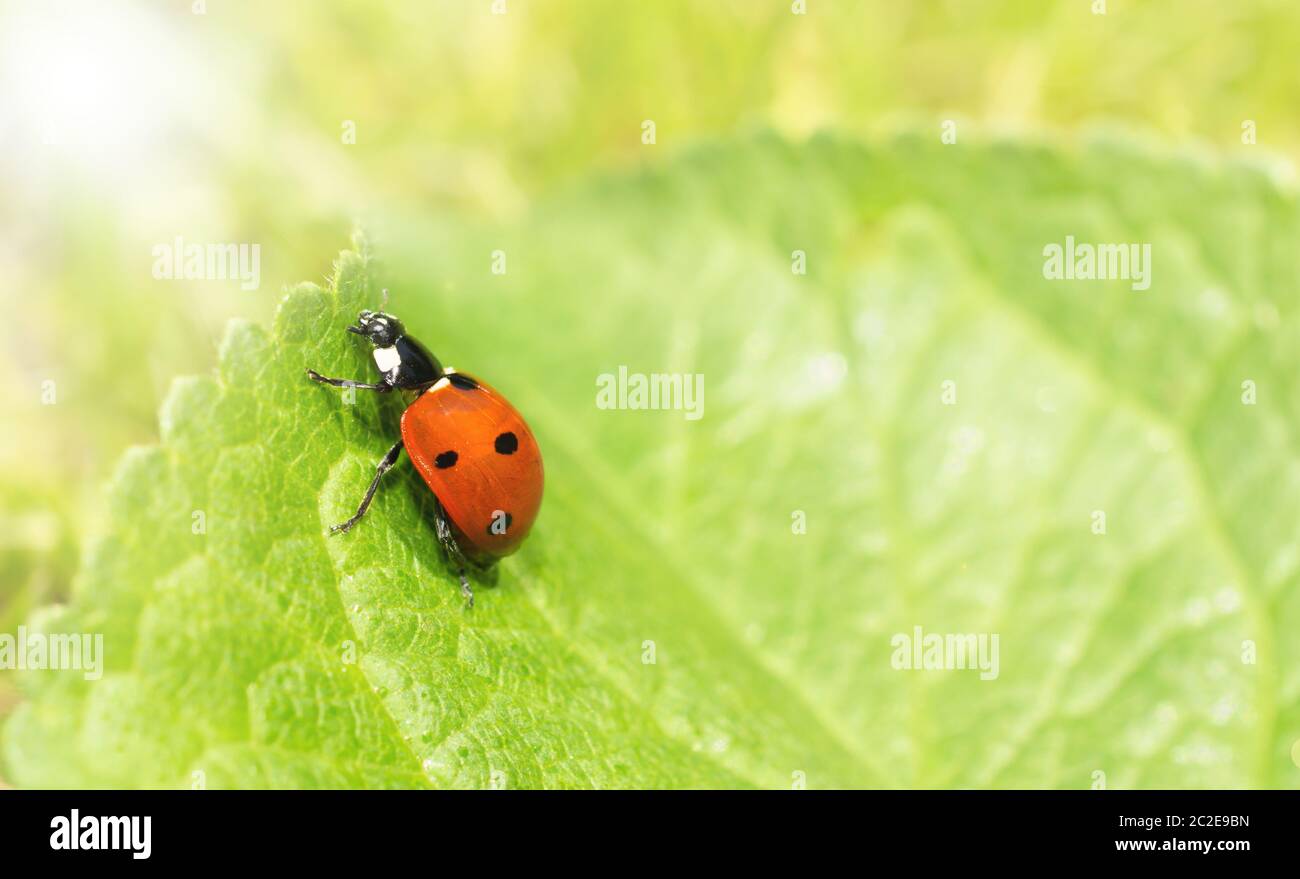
<box><xmin>5</xmin><ymin>134</ymin><xmax>1299</xmax><ymax>788</ymax></box>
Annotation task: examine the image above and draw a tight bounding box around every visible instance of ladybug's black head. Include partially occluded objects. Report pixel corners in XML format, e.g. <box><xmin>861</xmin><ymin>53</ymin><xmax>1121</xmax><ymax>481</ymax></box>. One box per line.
<box><xmin>348</xmin><ymin>310</ymin><xmax>405</xmax><ymax>347</ymax></box>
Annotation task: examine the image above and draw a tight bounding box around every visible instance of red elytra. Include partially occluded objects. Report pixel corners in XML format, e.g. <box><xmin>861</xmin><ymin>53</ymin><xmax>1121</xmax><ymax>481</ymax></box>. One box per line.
<box><xmin>307</xmin><ymin>308</ymin><xmax>544</xmax><ymax>606</ymax></box>
<box><xmin>402</xmin><ymin>369</ymin><xmax>544</xmax><ymax>563</ymax></box>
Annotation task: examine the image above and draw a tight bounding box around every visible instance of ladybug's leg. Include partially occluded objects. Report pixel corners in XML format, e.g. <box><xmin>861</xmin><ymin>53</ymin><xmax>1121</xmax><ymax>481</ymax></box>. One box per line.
<box><xmin>330</xmin><ymin>439</ymin><xmax>404</xmax><ymax>534</ymax></box>
<box><xmin>306</xmin><ymin>368</ymin><xmax>391</xmax><ymax>392</ymax></box>
<box><xmin>432</xmin><ymin>499</ymin><xmax>474</xmax><ymax>608</ymax></box>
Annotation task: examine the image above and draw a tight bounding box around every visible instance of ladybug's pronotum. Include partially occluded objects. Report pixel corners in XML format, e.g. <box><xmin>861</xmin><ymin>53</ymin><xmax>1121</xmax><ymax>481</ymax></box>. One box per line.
<box><xmin>307</xmin><ymin>308</ymin><xmax>544</xmax><ymax>606</ymax></box>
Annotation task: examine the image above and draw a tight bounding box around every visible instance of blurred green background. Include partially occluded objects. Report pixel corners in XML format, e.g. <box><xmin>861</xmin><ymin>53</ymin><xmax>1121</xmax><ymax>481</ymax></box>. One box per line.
<box><xmin>1</xmin><ymin>0</ymin><xmax>1297</xmax><ymax>786</ymax></box>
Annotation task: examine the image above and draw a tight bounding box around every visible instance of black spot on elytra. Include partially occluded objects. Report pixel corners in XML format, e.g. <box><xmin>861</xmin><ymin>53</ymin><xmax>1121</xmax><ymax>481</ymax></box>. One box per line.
<box><xmin>447</xmin><ymin>373</ymin><xmax>478</xmax><ymax>390</ymax></box>
<box><xmin>487</xmin><ymin>512</ymin><xmax>513</xmax><ymax>536</ymax></box>
<box><xmin>435</xmin><ymin>450</ymin><xmax>458</xmax><ymax>469</ymax></box>
<box><xmin>494</xmin><ymin>431</ymin><xmax>518</xmax><ymax>455</ymax></box>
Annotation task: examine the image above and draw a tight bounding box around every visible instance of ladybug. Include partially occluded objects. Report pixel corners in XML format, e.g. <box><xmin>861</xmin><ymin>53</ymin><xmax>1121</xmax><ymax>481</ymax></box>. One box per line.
<box><xmin>307</xmin><ymin>308</ymin><xmax>543</xmax><ymax>606</ymax></box>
